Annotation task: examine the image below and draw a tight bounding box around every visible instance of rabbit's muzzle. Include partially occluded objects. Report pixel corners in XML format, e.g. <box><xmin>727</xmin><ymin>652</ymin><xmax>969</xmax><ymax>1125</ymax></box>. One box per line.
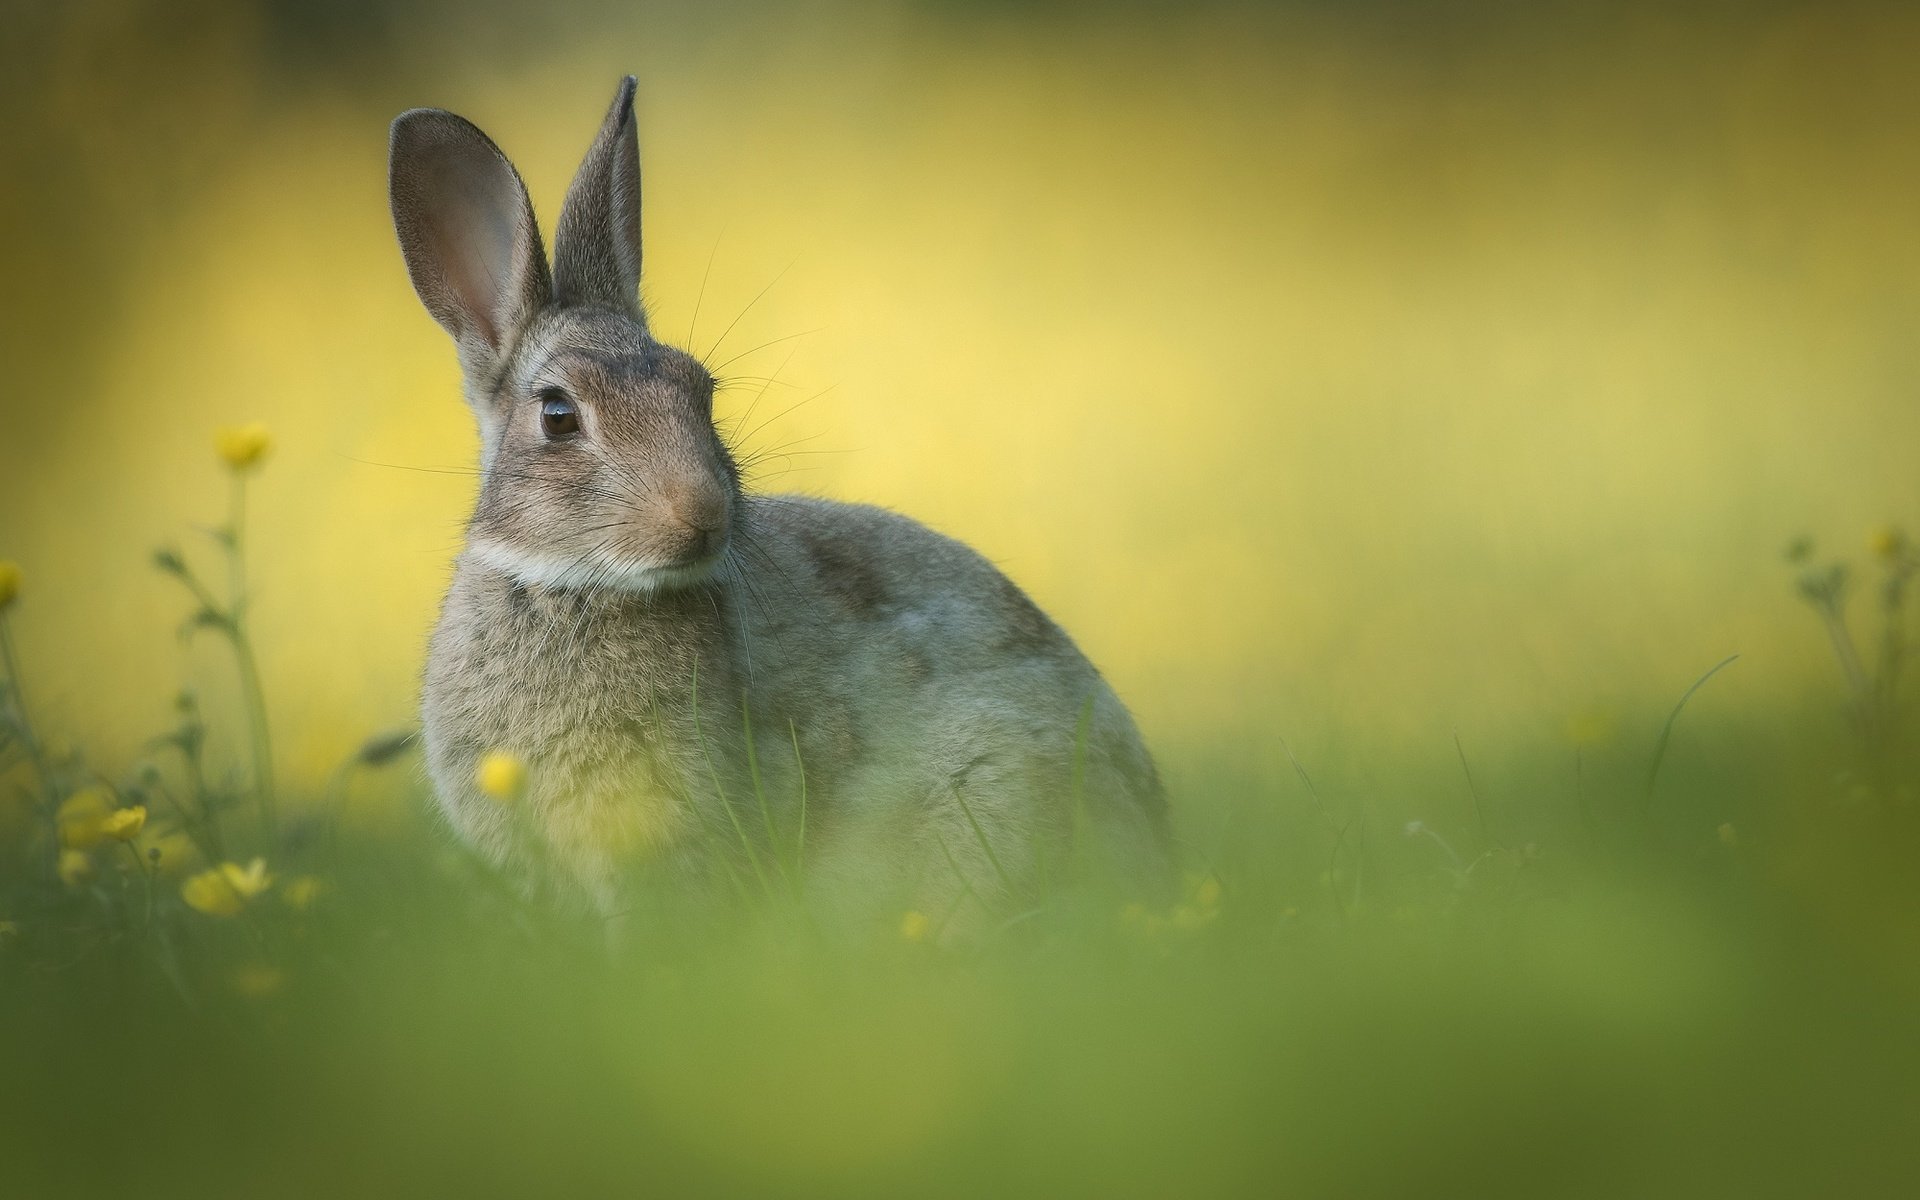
<box><xmin>656</xmin><ymin>478</ymin><xmax>730</xmax><ymax>567</ymax></box>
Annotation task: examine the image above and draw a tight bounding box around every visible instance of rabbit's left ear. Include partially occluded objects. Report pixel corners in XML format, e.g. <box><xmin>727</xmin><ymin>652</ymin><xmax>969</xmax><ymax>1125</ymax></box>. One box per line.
<box><xmin>389</xmin><ymin>108</ymin><xmax>551</xmax><ymax>369</ymax></box>
<box><xmin>552</xmin><ymin>76</ymin><xmax>644</xmax><ymax>322</ymax></box>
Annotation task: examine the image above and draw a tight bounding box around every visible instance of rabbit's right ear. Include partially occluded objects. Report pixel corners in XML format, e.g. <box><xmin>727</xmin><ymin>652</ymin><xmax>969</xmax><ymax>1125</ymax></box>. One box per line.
<box><xmin>389</xmin><ymin>109</ymin><xmax>551</xmax><ymax>372</ymax></box>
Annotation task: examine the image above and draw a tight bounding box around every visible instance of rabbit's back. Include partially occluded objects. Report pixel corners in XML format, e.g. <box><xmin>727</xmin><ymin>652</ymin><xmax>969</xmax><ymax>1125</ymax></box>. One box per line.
<box><xmin>737</xmin><ymin>495</ymin><xmax>1122</xmax><ymax>719</ymax></box>
<box><xmin>738</xmin><ymin>495</ymin><xmax>1171</xmax><ymax>906</ymax></box>
<box><xmin>738</xmin><ymin>495</ymin><xmax>1159</xmax><ymax>785</ymax></box>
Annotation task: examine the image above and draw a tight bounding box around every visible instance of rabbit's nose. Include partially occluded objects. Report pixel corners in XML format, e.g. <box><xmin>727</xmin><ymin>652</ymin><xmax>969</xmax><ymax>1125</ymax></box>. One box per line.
<box><xmin>661</xmin><ymin>481</ymin><xmax>728</xmax><ymax>562</ymax></box>
<box><xmin>665</xmin><ymin>481</ymin><xmax>727</xmax><ymax>533</ymax></box>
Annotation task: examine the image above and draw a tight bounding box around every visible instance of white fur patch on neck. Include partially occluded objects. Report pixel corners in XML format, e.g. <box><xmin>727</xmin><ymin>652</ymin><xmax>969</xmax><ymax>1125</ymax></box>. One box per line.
<box><xmin>469</xmin><ymin>538</ymin><xmax>720</xmax><ymax>595</ymax></box>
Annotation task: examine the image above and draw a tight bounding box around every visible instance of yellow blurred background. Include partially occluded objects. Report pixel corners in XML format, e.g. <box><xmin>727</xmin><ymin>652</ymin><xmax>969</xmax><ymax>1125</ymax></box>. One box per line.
<box><xmin>2</xmin><ymin>0</ymin><xmax>1916</xmax><ymax>792</ymax></box>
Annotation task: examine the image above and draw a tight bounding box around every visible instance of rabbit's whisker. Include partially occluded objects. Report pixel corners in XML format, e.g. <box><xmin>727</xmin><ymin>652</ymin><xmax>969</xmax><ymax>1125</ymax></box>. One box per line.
<box><xmin>708</xmin><ymin>327</ymin><xmax>824</xmax><ymax>376</ymax></box>
<box><xmin>687</xmin><ymin>227</ymin><xmax>724</xmax><ymax>350</ymax></box>
<box><xmin>732</xmin><ymin>523</ymin><xmax>820</xmax><ymax>627</ymax></box>
<box><xmin>722</xmin><ymin>346</ymin><xmax>800</xmax><ymax>435</ymax></box>
<box><xmin>340</xmin><ymin>455</ymin><xmax>637</xmax><ymax>508</ymax></box>
<box><xmin>737</xmin><ymin>385</ymin><xmax>837</xmax><ymax>447</ymax></box>
<box><xmin>698</xmin><ymin>259</ymin><xmax>794</xmax><ymax>365</ymax></box>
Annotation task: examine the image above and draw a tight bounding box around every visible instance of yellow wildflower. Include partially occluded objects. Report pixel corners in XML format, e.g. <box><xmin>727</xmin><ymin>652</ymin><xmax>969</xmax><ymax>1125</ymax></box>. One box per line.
<box><xmin>57</xmin><ymin>787</ymin><xmax>113</xmax><ymax>849</ymax></box>
<box><xmin>0</xmin><ymin>560</ymin><xmax>19</xmax><ymax>610</ymax></box>
<box><xmin>58</xmin><ymin>849</ymin><xmax>93</xmax><ymax>887</ymax></box>
<box><xmin>898</xmin><ymin>910</ymin><xmax>932</xmax><ymax>942</ymax></box>
<box><xmin>1869</xmin><ymin>525</ymin><xmax>1906</xmax><ymax>562</ymax></box>
<box><xmin>215</xmin><ymin>423</ymin><xmax>271</xmax><ymax>470</ymax></box>
<box><xmin>221</xmin><ymin>857</ymin><xmax>274</xmax><ymax>899</ymax></box>
<box><xmin>475</xmin><ymin>750</ymin><xmax>527</xmax><ymax>801</ymax></box>
<box><xmin>100</xmin><ymin>806</ymin><xmax>147</xmax><ymax>842</ymax></box>
<box><xmin>281</xmin><ymin>875</ymin><xmax>327</xmax><ymax>911</ymax></box>
<box><xmin>142</xmin><ymin>831</ymin><xmax>199</xmax><ymax>875</ymax></box>
<box><xmin>230</xmin><ymin>964</ymin><xmax>286</xmax><ymax>999</ymax></box>
<box><xmin>181</xmin><ymin>868</ymin><xmax>244</xmax><ymax>917</ymax></box>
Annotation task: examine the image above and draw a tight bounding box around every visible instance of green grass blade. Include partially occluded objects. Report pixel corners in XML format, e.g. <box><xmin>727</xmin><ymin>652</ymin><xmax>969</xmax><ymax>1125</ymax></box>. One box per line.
<box><xmin>1641</xmin><ymin>653</ymin><xmax>1740</xmax><ymax>810</ymax></box>
<box><xmin>950</xmin><ymin>783</ymin><xmax>1017</xmax><ymax>900</ymax></box>
<box><xmin>788</xmin><ymin>719</ymin><xmax>808</xmax><ymax>875</ymax></box>
<box><xmin>689</xmin><ymin>658</ymin><xmax>774</xmax><ymax>897</ymax></box>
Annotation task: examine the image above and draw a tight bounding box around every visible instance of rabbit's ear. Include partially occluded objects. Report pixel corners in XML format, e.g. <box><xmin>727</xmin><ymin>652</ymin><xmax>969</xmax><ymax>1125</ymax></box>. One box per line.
<box><xmin>389</xmin><ymin>109</ymin><xmax>551</xmax><ymax>366</ymax></box>
<box><xmin>552</xmin><ymin>76</ymin><xmax>644</xmax><ymax>322</ymax></box>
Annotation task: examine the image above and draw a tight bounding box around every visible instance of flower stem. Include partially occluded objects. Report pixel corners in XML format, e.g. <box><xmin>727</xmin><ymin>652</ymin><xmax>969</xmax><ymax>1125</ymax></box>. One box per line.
<box><xmin>233</xmin><ymin>637</ymin><xmax>276</xmax><ymax>829</ymax></box>
<box><xmin>227</xmin><ymin>472</ymin><xmax>276</xmax><ymax>832</ymax></box>
<box><xmin>121</xmin><ymin>840</ymin><xmax>156</xmax><ymax>931</ymax></box>
<box><xmin>1817</xmin><ymin>600</ymin><xmax>1874</xmax><ymax>733</ymax></box>
<box><xmin>0</xmin><ymin>611</ymin><xmax>59</xmax><ymax>877</ymax></box>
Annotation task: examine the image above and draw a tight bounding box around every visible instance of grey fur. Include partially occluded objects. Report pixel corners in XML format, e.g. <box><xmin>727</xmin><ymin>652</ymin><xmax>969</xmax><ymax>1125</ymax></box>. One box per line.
<box><xmin>389</xmin><ymin>109</ymin><xmax>550</xmax><ymax>377</ymax></box>
<box><xmin>552</xmin><ymin>76</ymin><xmax>645</xmax><ymax>320</ymax></box>
<box><xmin>389</xmin><ymin>79</ymin><xmax>1170</xmax><ymax>922</ymax></box>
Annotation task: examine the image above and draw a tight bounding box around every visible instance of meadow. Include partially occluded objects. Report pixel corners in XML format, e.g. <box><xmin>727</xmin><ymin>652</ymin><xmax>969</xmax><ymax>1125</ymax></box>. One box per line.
<box><xmin>3</xmin><ymin>502</ymin><xmax>1918</xmax><ymax>1196</ymax></box>
<box><xmin>4</xmin><ymin>1</ymin><xmax>1920</xmax><ymax>1195</ymax></box>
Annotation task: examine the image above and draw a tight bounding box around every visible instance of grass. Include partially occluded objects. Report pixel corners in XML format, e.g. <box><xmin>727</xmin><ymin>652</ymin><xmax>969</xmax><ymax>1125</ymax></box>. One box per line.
<box><xmin>2</xmin><ymin>456</ymin><xmax>1918</xmax><ymax>1199</ymax></box>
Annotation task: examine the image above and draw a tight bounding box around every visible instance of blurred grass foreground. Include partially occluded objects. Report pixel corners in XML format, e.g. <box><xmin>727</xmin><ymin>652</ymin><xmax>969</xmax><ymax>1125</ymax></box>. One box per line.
<box><xmin>6</xmin><ymin>502</ymin><xmax>1920</xmax><ymax>1197</ymax></box>
<box><xmin>5</xmin><ymin>1</ymin><xmax>1920</xmax><ymax>1196</ymax></box>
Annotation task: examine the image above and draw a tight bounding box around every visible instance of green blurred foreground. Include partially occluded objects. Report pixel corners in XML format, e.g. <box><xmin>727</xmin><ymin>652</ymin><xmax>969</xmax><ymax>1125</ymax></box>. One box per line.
<box><xmin>5</xmin><ymin>760</ymin><xmax>1918</xmax><ymax>1198</ymax></box>
<box><xmin>4</xmin><ymin>536</ymin><xmax>1920</xmax><ymax>1197</ymax></box>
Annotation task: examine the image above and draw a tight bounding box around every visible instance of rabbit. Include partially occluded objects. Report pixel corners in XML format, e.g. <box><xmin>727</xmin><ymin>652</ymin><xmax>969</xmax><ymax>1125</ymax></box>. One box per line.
<box><xmin>389</xmin><ymin>76</ymin><xmax>1171</xmax><ymax>925</ymax></box>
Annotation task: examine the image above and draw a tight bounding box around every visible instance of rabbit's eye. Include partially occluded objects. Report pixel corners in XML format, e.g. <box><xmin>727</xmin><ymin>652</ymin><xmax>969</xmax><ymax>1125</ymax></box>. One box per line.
<box><xmin>539</xmin><ymin>391</ymin><xmax>580</xmax><ymax>440</ymax></box>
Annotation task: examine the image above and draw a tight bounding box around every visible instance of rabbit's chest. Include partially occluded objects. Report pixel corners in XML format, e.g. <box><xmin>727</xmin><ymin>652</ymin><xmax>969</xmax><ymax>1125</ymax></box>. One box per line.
<box><xmin>422</xmin><ymin>575</ymin><xmax>743</xmax><ymax>872</ymax></box>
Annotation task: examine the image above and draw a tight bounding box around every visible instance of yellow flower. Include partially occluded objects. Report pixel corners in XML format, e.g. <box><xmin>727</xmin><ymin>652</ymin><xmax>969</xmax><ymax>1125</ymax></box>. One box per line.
<box><xmin>475</xmin><ymin>750</ymin><xmax>527</xmax><ymax>801</ymax></box>
<box><xmin>100</xmin><ymin>806</ymin><xmax>147</xmax><ymax>842</ymax></box>
<box><xmin>56</xmin><ymin>787</ymin><xmax>114</xmax><ymax>849</ymax></box>
<box><xmin>0</xmin><ymin>560</ymin><xmax>19</xmax><ymax>610</ymax></box>
<box><xmin>215</xmin><ymin>423</ymin><xmax>271</xmax><ymax>470</ymax></box>
<box><xmin>181</xmin><ymin>868</ymin><xmax>244</xmax><ymax>917</ymax></box>
<box><xmin>58</xmin><ymin>849</ymin><xmax>93</xmax><ymax>887</ymax></box>
<box><xmin>1869</xmin><ymin>525</ymin><xmax>1906</xmax><ymax>561</ymax></box>
<box><xmin>281</xmin><ymin>875</ymin><xmax>327</xmax><ymax>911</ymax></box>
<box><xmin>230</xmin><ymin>964</ymin><xmax>286</xmax><ymax>999</ymax></box>
<box><xmin>142</xmin><ymin>831</ymin><xmax>199</xmax><ymax>875</ymax></box>
<box><xmin>221</xmin><ymin>857</ymin><xmax>274</xmax><ymax>899</ymax></box>
<box><xmin>899</xmin><ymin>910</ymin><xmax>932</xmax><ymax>943</ymax></box>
